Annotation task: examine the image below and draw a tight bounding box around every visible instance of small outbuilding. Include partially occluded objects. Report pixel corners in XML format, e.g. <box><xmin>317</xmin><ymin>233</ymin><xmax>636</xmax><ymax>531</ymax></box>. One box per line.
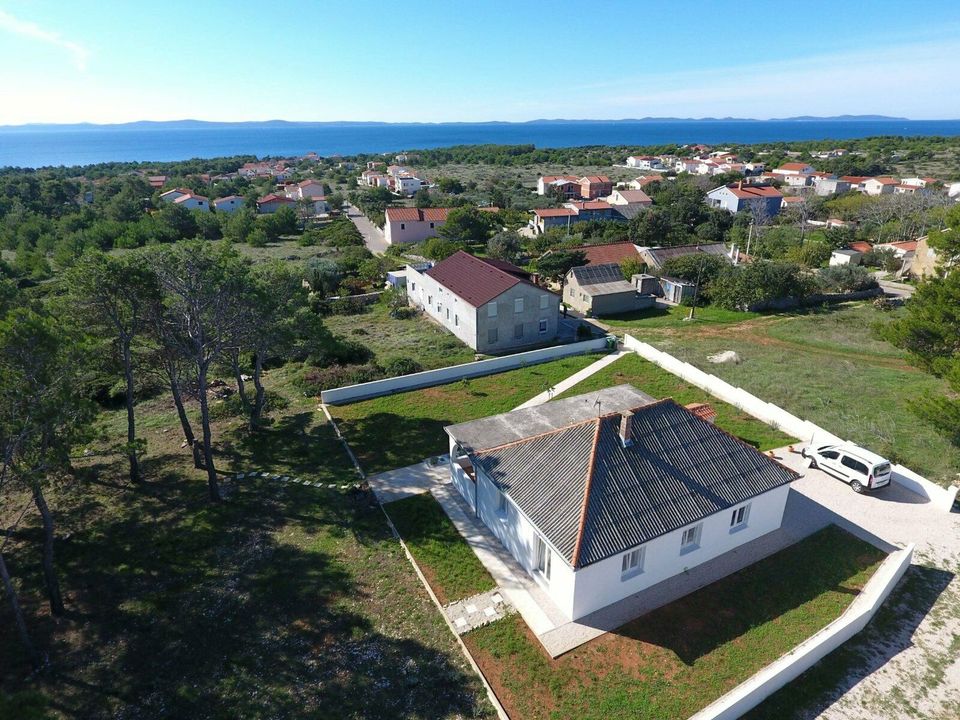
<box><xmin>563</xmin><ymin>263</ymin><xmax>655</xmax><ymax>317</ymax></box>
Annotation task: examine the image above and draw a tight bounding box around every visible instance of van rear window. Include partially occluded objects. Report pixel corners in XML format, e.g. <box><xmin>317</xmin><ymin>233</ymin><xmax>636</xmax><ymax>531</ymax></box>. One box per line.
<box><xmin>874</xmin><ymin>462</ymin><xmax>891</xmax><ymax>475</ymax></box>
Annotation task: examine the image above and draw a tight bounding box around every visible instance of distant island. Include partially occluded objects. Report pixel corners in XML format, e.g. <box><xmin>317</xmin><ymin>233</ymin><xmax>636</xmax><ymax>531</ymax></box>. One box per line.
<box><xmin>0</xmin><ymin>115</ymin><xmax>916</xmax><ymax>131</ymax></box>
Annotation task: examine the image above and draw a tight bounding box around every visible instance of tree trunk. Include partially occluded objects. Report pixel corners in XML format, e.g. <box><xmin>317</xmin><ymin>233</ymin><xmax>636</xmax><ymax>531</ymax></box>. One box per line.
<box><xmin>250</xmin><ymin>351</ymin><xmax>265</xmax><ymax>432</ymax></box>
<box><xmin>0</xmin><ymin>550</ymin><xmax>42</xmax><ymax>669</ymax></box>
<box><xmin>230</xmin><ymin>348</ymin><xmax>251</xmax><ymax>416</ymax></box>
<box><xmin>122</xmin><ymin>339</ymin><xmax>141</xmax><ymax>484</ymax></box>
<box><xmin>31</xmin><ymin>485</ymin><xmax>64</xmax><ymax>616</ymax></box>
<box><xmin>166</xmin><ymin>360</ymin><xmax>201</xmax><ymax>468</ymax></box>
<box><xmin>197</xmin><ymin>363</ymin><xmax>221</xmax><ymax>502</ymax></box>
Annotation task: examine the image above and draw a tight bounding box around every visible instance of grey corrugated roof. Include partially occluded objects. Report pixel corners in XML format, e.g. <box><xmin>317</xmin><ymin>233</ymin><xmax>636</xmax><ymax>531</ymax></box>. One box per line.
<box><xmin>641</xmin><ymin>243</ymin><xmax>732</xmax><ymax>269</ymax></box>
<box><xmin>466</xmin><ymin>394</ymin><xmax>799</xmax><ymax>569</ymax></box>
<box><xmin>569</xmin><ymin>263</ymin><xmax>637</xmax><ymax>296</ymax></box>
<box><xmin>446</xmin><ymin>384</ymin><xmax>655</xmax><ymax>451</ymax></box>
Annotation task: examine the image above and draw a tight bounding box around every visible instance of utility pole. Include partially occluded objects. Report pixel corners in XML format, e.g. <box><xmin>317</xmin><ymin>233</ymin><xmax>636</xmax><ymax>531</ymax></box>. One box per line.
<box><xmin>686</xmin><ymin>255</ymin><xmax>707</xmax><ymax>321</ymax></box>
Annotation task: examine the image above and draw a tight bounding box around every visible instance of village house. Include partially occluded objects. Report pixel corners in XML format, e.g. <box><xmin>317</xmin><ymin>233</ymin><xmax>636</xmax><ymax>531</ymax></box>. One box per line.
<box><xmin>393</xmin><ymin>174</ymin><xmax>423</xmax><ymax>196</ymax></box>
<box><xmin>626</xmin><ymin>156</ymin><xmax>664</xmax><ymax>170</ymax></box>
<box><xmin>536</xmin><ymin>175</ymin><xmax>582</xmax><ymax>199</ymax></box>
<box><xmin>840</xmin><ymin>176</ymin><xmax>870</xmax><ymax>192</ymax></box>
<box><xmin>863</xmin><ymin>177</ymin><xmax>900</xmax><ymax>196</ymax></box>
<box><xmin>444</xmin><ymin>385</ymin><xmax>799</xmax><ymax>621</ymax></box>
<box><xmin>173</xmin><ymin>193</ymin><xmax>209</xmax><ymax>212</ymax></box>
<box><xmin>563</xmin><ymin>263</ymin><xmax>655</xmax><ymax>316</ymax></box>
<box><xmin>405</xmin><ymin>251</ymin><xmax>560</xmax><ymax>353</ymax></box>
<box><xmin>532</xmin><ymin>207</ymin><xmax>579</xmax><ymax>234</ymax></box>
<box><xmin>286</xmin><ymin>179</ymin><xmax>326</xmax><ymax>200</ymax></box>
<box><xmin>384</xmin><ymin>207</ymin><xmax>451</xmax><ymax>245</ymax></box>
<box><xmin>900</xmin><ymin>177</ymin><xmax>939</xmax><ymax>188</ymax></box>
<box><xmin>559</xmin><ymin>241</ymin><xmax>642</xmax><ymax>267</ymax></box>
<box><xmin>814</xmin><ymin>177</ymin><xmax>851</xmax><ymax>196</ymax></box>
<box><xmin>606</xmin><ymin>189</ymin><xmax>653</xmax><ymax>207</ymax></box>
<box><xmin>256</xmin><ymin>193</ymin><xmax>296</xmax><ymax>214</ymax></box>
<box><xmin>159</xmin><ymin>187</ymin><xmax>192</xmax><ymax>204</ymax></box>
<box><xmin>907</xmin><ymin>235</ymin><xmax>954</xmax><ymax>278</ymax></box>
<box><xmin>579</xmin><ymin>175</ymin><xmax>613</xmax><ymax>199</ymax></box>
<box><xmin>637</xmin><ymin>242</ymin><xmax>732</xmax><ymax>271</ymax></box>
<box><xmin>706</xmin><ymin>183</ymin><xmax>783</xmax><ymax>217</ymax></box>
<box><xmin>628</xmin><ymin>175</ymin><xmax>665</xmax><ymax>190</ymax></box>
<box><xmin>212</xmin><ymin>195</ymin><xmax>245</xmax><ymax>213</ymax></box>
<box><xmin>147</xmin><ymin>175</ymin><xmax>167</xmax><ymax>189</ymax></box>
<box><xmin>771</xmin><ymin>162</ymin><xmax>815</xmax><ymax>177</ymax></box>
<box><xmin>674</xmin><ymin>158</ymin><xmax>700</xmax><ymax>174</ymax></box>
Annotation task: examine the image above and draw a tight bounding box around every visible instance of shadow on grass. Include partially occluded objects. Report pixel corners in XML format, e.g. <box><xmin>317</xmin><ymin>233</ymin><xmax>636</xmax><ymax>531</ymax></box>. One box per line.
<box><xmin>605</xmin><ymin>306</ymin><xmax>672</xmax><ymax>323</ymax></box>
<box><xmin>611</xmin><ymin>526</ymin><xmax>886</xmax><ymax>666</ymax></box>
<box><xmin>335</xmin><ymin>412</ymin><xmax>455</xmax><ymax>474</ymax></box>
<box><xmin>743</xmin><ymin>563</ymin><xmax>954</xmax><ymax>720</ymax></box>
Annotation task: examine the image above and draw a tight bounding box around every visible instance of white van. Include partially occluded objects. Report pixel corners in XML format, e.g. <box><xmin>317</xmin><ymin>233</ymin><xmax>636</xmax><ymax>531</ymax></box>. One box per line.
<box><xmin>802</xmin><ymin>443</ymin><xmax>892</xmax><ymax>493</ymax></box>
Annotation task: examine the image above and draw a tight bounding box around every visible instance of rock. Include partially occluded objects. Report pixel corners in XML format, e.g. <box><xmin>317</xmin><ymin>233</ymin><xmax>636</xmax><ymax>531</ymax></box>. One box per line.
<box><xmin>707</xmin><ymin>350</ymin><xmax>741</xmax><ymax>364</ymax></box>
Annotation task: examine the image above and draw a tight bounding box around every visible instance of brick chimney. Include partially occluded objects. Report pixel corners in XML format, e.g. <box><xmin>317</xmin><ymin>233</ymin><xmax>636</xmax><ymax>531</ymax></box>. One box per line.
<box><xmin>619</xmin><ymin>412</ymin><xmax>634</xmax><ymax>447</ymax></box>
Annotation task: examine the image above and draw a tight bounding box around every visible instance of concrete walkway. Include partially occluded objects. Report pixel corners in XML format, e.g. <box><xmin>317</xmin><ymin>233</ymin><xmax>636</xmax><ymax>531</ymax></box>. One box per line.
<box><xmin>514</xmin><ymin>348</ymin><xmax>630</xmax><ymax>410</ymax></box>
<box><xmin>345</xmin><ymin>204</ymin><xmax>388</xmax><ymax>255</ymax></box>
<box><xmin>445</xmin><ymin>589</ymin><xmax>515</xmax><ymax>634</ymax></box>
<box><xmin>368</xmin><ymin>461</ymin><xmax>447</xmax><ymax>504</ymax></box>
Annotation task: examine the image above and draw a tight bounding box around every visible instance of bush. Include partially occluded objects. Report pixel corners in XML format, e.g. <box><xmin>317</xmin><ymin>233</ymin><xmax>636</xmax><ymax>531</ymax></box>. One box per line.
<box><xmin>390</xmin><ymin>306</ymin><xmax>417</xmax><ymax>320</ymax></box>
<box><xmin>382</xmin><ymin>356</ymin><xmax>424</xmax><ymax>377</ymax></box>
<box><xmin>296</xmin><ymin>363</ymin><xmax>383</xmax><ymax>395</ymax></box>
<box><xmin>329</xmin><ymin>295</ymin><xmax>370</xmax><ymax>315</ymax></box>
<box><xmin>422</xmin><ymin>237</ymin><xmax>463</xmax><ymax>260</ymax></box>
<box><xmin>208</xmin><ymin>389</ymin><xmax>290</xmax><ymax>420</ymax></box>
<box><xmin>308</xmin><ymin>337</ymin><xmax>374</xmax><ymax>366</ymax></box>
<box><xmin>711</xmin><ymin>261</ymin><xmax>815</xmax><ymax>310</ymax></box>
<box><xmin>816</xmin><ymin>265</ymin><xmax>879</xmax><ymax>293</ymax></box>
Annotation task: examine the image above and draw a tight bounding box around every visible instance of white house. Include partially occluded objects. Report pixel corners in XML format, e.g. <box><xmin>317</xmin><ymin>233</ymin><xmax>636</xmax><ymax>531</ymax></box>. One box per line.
<box><xmin>863</xmin><ymin>177</ymin><xmax>900</xmax><ymax>196</ymax></box>
<box><xmin>626</xmin><ymin>156</ymin><xmax>664</xmax><ymax>170</ymax></box>
<box><xmin>829</xmin><ymin>249</ymin><xmax>863</xmax><ymax>266</ymax></box>
<box><xmin>771</xmin><ymin>162</ymin><xmax>815</xmax><ymax>177</ymax></box>
<box><xmin>675</xmin><ymin>158</ymin><xmax>700</xmax><ymax>174</ymax></box>
<box><xmin>949</xmin><ymin>182</ymin><xmax>960</xmax><ymax>198</ymax></box>
<box><xmin>406</xmin><ymin>251</ymin><xmax>559</xmax><ymax>353</ymax></box>
<box><xmin>706</xmin><ymin>183</ymin><xmax>783</xmax><ymax>217</ymax></box>
<box><xmin>537</xmin><ymin>175</ymin><xmax>581</xmax><ymax>198</ymax></box>
<box><xmin>445</xmin><ymin>386</ymin><xmax>799</xmax><ymax>621</ymax></box>
<box><xmin>173</xmin><ymin>193</ymin><xmax>209</xmax><ymax>212</ymax></box>
<box><xmin>256</xmin><ymin>194</ymin><xmax>296</xmax><ymax>214</ymax></box>
<box><xmin>212</xmin><ymin>195</ymin><xmax>245</xmax><ymax>213</ymax></box>
<box><xmin>291</xmin><ymin>179</ymin><xmax>326</xmax><ymax>200</ymax></box>
<box><xmin>606</xmin><ymin>188</ymin><xmax>652</xmax><ymax>207</ymax></box>
<box><xmin>159</xmin><ymin>187</ymin><xmax>192</xmax><ymax>204</ymax></box>
<box><xmin>394</xmin><ymin>174</ymin><xmax>423</xmax><ymax>196</ymax></box>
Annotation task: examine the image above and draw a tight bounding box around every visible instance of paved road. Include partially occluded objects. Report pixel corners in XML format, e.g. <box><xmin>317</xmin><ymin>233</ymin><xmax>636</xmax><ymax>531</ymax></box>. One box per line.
<box><xmin>345</xmin><ymin>204</ymin><xmax>388</xmax><ymax>255</ymax></box>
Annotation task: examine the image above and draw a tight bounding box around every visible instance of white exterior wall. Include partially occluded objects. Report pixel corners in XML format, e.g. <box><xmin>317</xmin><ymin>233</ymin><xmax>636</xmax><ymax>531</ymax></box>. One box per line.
<box><xmin>214</xmin><ymin>198</ymin><xmax>244</xmax><ymax>213</ymax></box>
<box><xmin>569</xmin><ymin>483</ymin><xmax>791</xmax><ymax>619</ymax></box>
<box><xmin>176</xmin><ymin>197</ymin><xmax>209</xmax><ymax>212</ymax></box>
<box><xmin>395</xmin><ymin>177</ymin><xmax>423</xmax><ymax>196</ymax></box>
<box><xmin>407</xmin><ymin>266</ymin><xmax>480</xmax><ymax>349</ymax></box>
<box><xmin>384</xmin><ymin>218</ymin><xmax>443</xmax><ymax>245</ymax></box>
<box><xmin>706</xmin><ymin>187</ymin><xmax>740</xmax><ymax>213</ymax></box>
<box><xmin>297</xmin><ymin>181</ymin><xmax>325</xmax><ymax>199</ymax></box>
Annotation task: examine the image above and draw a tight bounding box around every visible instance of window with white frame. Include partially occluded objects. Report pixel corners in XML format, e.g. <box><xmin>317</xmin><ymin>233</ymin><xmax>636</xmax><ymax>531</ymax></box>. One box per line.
<box><xmin>538</xmin><ymin>319</ymin><xmax>548</xmax><ymax>334</ymax></box>
<box><xmin>496</xmin><ymin>491</ymin><xmax>507</xmax><ymax>515</ymax></box>
<box><xmin>729</xmin><ymin>503</ymin><xmax>750</xmax><ymax>531</ymax></box>
<box><xmin>488</xmin><ymin>302</ymin><xmax>497</xmax><ymax>318</ymax></box>
<box><xmin>620</xmin><ymin>546</ymin><xmax>645</xmax><ymax>580</ymax></box>
<box><xmin>535</xmin><ymin>536</ymin><xmax>551</xmax><ymax>581</ymax></box>
<box><xmin>680</xmin><ymin>523</ymin><xmax>702</xmax><ymax>552</ymax></box>
<box><xmin>539</xmin><ymin>294</ymin><xmax>549</xmax><ymax>310</ymax></box>
<box><xmin>514</xmin><ymin>297</ymin><xmax>524</xmax><ymax>313</ymax></box>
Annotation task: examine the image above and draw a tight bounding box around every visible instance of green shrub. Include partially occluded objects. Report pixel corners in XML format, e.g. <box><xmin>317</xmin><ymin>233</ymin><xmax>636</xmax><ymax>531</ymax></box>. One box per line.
<box><xmin>816</xmin><ymin>264</ymin><xmax>879</xmax><ymax>293</ymax></box>
<box><xmin>296</xmin><ymin>363</ymin><xmax>383</xmax><ymax>395</ymax></box>
<box><xmin>382</xmin><ymin>356</ymin><xmax>424</xmax><ymax>377</ymax></box>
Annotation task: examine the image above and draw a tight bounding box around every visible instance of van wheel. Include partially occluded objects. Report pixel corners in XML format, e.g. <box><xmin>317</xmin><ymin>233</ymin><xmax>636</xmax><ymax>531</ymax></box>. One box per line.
<box><xmin>850</xmin><ymin>480</ymin><xmax>864</xmax><ymax>493</ymax></box>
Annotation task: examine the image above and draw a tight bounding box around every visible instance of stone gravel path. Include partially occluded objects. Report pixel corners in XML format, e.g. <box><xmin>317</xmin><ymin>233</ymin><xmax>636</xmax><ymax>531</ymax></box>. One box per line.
<box><xmin>444</xmin><ymin>589</ymin><xmax>515</xmax><ymax>635</ymax></box>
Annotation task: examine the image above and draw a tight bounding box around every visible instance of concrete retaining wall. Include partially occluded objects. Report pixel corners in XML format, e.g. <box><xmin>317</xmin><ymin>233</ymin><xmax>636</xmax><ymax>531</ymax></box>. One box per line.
<box><xmin>688</xmin><ymin>544</ymin><xmax>914</xmax><ymax>720</ymax></box>
<box><xmin>321</xmin><ymin>337</ymin><xmax>611</xmax><ymax>405</ymax></box>
<box><xmin>623</xmin><ymin>334</ymin><xmax>959</xmax><ymax>512</ymax></box>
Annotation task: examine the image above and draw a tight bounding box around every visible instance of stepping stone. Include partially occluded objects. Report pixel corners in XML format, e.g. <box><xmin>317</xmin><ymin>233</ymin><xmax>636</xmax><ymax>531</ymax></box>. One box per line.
<box><xmin>491</xmin><ymin>593</ymin><xmax>503</xmax><ymax>604</ymax></box>
<box><xmin>339</xmin><ymin>485</ymin><xmax>348</xmax><ymax>490</ymax></box>
<box><xmin>328</xmin><ymin>484</ymin><xmax>336</xmax><ymax>489</ymax></box>
<box><xmin>454</xmin><ymin>617</ymin><xmax>467</xmax><ymax>629</ymax></box>
<box><xmin>483</xmin><ymin>607</ymin><xmax>495</xmax><ymax>618</ymax></box>
<box><xmin>236</xmin><ymin>473</ymin><xmax>245</xmax><ymax>480</ymax></box>
<box><xmin>465</xmin><ymin>604</ymin><xmax>477</xmax><ymax>614</ymax></box>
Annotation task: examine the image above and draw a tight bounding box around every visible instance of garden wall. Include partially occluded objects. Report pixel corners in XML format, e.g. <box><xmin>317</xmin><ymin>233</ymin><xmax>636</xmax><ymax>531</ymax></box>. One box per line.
<box><xmin>746</xmin><ymin>287</ymin><xmax>883</xmax><ymax>312</ymax></box>
<box><xmin>688</xmin><ymin>544</ymin><xmax>914</xmax><ymax>720</ymax></box>
<box><xmin>321</xmin><ymin>336</ymin><xmax>612</xmax><ymax>405</ymax></box>
<box><xmin>623</xmin><ymin>335</ymin><xmax>959</xmax><ymax>511</ymax></box>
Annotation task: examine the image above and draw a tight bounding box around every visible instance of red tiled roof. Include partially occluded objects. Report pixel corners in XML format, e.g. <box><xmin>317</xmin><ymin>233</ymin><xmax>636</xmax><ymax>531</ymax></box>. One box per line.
<box><xmin>840</xmin><ymin>176</ymin><xmax>869</xmax><ymax>183</ymax></box>
<box><xmin>777</xmin><ymin>162</ymin><xmax>813</xmax><ymax>172</ymax></box>
<box><xmin>385</xmin><ymin>207</ymin><xmax>450</xmax><ymax>223</ymax></box>
<box><xmin>883</xmin><ymin>241</ymin><xmax>918</xmax><ymax>251</ymax></box>
<box><xmin>849</xmin><ymin>241</ymin><xmax>873</xmax><ymax>253</ymax></box>
<box><xmin>565</xmin><ymin>242</ymin><xmax>640</xmax><ymax>266</ymax></box>
<box><xmin>174</xmin><ymin>193</ymin><xmax>208</xmax><ymax>204</ymax></box>
<box><xmin>869</xmin><ymin>177</ymin><xmax>900</xmax><ymax>185</ymax></box>
<box><xmin>580</xmin><ymin>175</ymin><xmax>611</xmax><ymax>184</ymax></box>
<box><xmin>781</xmin><ymin>196</ymin><xmax>806</xmax><ymax>204</ymax></box>
<box><xmin>684</xmin><ymin>402</ymin><xmax>717</xmax><ymax>423</ymax></box>
<box><xmin>614</xmin><ymin>190</ymin><xmax>652</xmax><ymax>204</ymax></box>
<box><xmin>534</xmin><ymin>208</ymin><xmax>577</xmax><ymax>217</ymax></box>
<box><xmin>725</xmin><ymin>184</ymin><xmax>783</xmax><ymax>199</ymax></box>
<box><xmin>425</xmin><ymin>251</ymin><xmax>535</xmax><ymax>307</ymax></box>
<box><xmin>257</xmin><ymin>194</ymin><xmax>295</xmax><ymax>204</ymax></box>
<box><xmin>567</xmin><ymin>200</ymin><xmax>613</xmax><ymax>211</ymax></box>
<box><xmin>541</xmin><ymin>175</ymin><xmax>579</xmax><ymax>184</ymax></box>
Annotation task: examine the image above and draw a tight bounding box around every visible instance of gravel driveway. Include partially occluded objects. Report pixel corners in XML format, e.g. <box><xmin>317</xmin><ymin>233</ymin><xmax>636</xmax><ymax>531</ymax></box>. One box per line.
<box><xmin>345</xmin><ymin>204</ymin><xmax>388</xmax><ymax>255</ymax></box>
<box><xmin>773</xmin><ymin>447</ymin><xmax>960</xmax><ymax>720</ymax></box>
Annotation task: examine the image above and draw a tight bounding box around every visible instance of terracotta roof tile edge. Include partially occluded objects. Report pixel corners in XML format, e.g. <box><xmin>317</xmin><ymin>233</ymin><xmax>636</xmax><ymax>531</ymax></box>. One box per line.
<box><xmin>571</xmin><ymin>418</ymin><xmax>603</xmax><ymax>568</ymax></box>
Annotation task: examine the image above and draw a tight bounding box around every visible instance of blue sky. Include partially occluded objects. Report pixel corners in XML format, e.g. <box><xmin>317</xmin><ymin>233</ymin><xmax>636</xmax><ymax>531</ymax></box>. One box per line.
<box><xmin>1</xmin><ymin>0</ymin><xmax>959</xmax><ymax>124</ymax></box>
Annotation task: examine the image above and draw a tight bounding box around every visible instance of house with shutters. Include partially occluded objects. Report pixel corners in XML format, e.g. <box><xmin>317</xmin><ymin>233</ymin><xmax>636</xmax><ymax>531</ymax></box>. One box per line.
<box><xmin>445</xmin><ymin>385</ymin><xmax>800</xmax><ymax>621</ymax></box>
<box><xmin>405</xmin><ymin>251</ymin><xmax>560</xmax><ymax>353</ymax></box>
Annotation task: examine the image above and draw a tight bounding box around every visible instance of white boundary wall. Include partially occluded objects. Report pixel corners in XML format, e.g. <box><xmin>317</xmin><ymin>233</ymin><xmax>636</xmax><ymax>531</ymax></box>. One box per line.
<box><xmin>321</xmin><ymin>337</ymin><xmax>611</xmax><ymax>405</ymax></box>
<box><xmin>623</xmin><ymin>334</ymin><xmax>960</xmax><ymax>512</ymax></box>
<box><xmin>688</xmin><ymin>544</ymin><xmax>914</xmax><ymax>720</ymax></box>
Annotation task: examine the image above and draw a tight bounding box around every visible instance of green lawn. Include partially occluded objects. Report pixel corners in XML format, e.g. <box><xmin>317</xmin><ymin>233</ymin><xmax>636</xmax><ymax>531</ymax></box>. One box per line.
<box><xmin>324</xmin><ymin>301</ymin><xmax>476</xmax><ymax>372</ymax></box>
<box><xmin>332</xmin><ymin>353</ymin><xmax>604</xmax><ymax>473</ymax></box>
<box><xmin>0</xmin><ymin>364</ymin><xmax>494</xmax><ymax>720</ymax></box>
<box><xmin>386</xmin><ymin>494</ymin><xmax>496</xmax><ymax>604</ymax></box>
<box><xmin>603</xmin><ymin>304</ymin><xmax>761</xmax><ymax>332</ymax></box>
<box><xmin>556</xmin><ymin>353</ymin><xmax>795</xmax><ymax>451</ymax></box>
<box><xmin>462</xmin><ymin>526</ymin><xmax>885</xmax><ymax>720</ymax></box>
<box><xmin>645</xmin><ymin>303</ymin><xmax>960</xmax><ymax>487</ymax></box>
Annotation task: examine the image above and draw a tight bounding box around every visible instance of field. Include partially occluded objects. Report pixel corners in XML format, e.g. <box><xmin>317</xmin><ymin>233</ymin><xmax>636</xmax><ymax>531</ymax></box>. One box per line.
<box><xmin>630</xmin><ymin>302</ymin><xmax>960</xmax><ymax>487</ymax></box>
<box><xmin>331</xmin><ymin>353</ymin><xmax>604</xmax><ymax>474</ymax></box>
<box><xmin>323</xmin><ymin>302</ymin><xmax>476</xmax><ymax>371</ymax></box>
<box><xmin>0</xmin><ymin>364</ymin><xmax>494</xmax><ymax>719</ymax></box>
<box><xmin>384</xmin><ymin>493</ymin><xmax>885</xmax><ymax>720</ymax></box>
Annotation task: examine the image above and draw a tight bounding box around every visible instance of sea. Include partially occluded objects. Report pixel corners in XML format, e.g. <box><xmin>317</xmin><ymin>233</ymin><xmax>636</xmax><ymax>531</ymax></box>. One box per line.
<box><xmin>2</xmin><ymin>119</ymin><xmax>960</xmax><ymax>169</ymax></box>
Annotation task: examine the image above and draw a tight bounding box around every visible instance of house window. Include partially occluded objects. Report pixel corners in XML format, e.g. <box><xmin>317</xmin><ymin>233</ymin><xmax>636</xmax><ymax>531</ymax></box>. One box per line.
<box><xmin>496</xmin><ymin>491</ymin><xmax>507</xmax><ymax>516</ymax></box>
<box><xmin>400</xmin><ymin>223</ymin><xmax>405</xmax><ymax>230</ymax></box>
<box><xmin>411</xmin><ymin>282</ymin><xmax>416</xmax><ymax>291</ymax></box>
<box><xmin>514</xmin><ymin>298</ymin><xmax>524</xmax><ymax>313</ymax></box>
<box><xmin>429</xmin><ymin>222</ymin><xmax>434</xmax><ymax>228</ymax></box>
<box><xmin>538</xmin><ymin>319</ymin><xmax>548</xmax><ymax>334</ymax></box>
<box><xmin>621</xmin><ymin>546</ymin><xmax>645</xmax><ymax>580</ymax></box>
<box><xmin>487</xmin><ymin>302</ymin><xmax>498</xmax><ymax>318</ymax></box>
<box><xmin>446</xmin><ymin>308</ymin><xmax>450</xmax><ymax>320</ymax></box>
<box><xmin>680</xmin><ymin>524</ymin><xmax>702</xmax><ymax>553</ymax></box>
<box><xmin>488</xmin><ymin>328</ymin><xmax>498</xmax><ymax>344</ymax></box>
<box><xmin>730</xmin><ymin>504</ymin><xmax>750</xmax><ymax>531</ymax></box>
<box><xmin>535</xmin><ymin>536</ymin><xmax>551</xmax><ymax>581</ymax></box>
<box><xmin>514</xmin><ymin>323</ymin><xmax>523</xmax><ymax>340</ymax></box>
<box><xmin>428</xmin><ymin>295</ymin><xmax>432</xmax><ymax>305</ymax></box>
<box><xmin>454</xmin><ymin>314</ymin><xmax>458</xmax><ymax>326</ymax></box>
<box><xmin>539</xmin><ymin>294</ymin><xmax>549</xmax><ymax>310</ymax></box>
